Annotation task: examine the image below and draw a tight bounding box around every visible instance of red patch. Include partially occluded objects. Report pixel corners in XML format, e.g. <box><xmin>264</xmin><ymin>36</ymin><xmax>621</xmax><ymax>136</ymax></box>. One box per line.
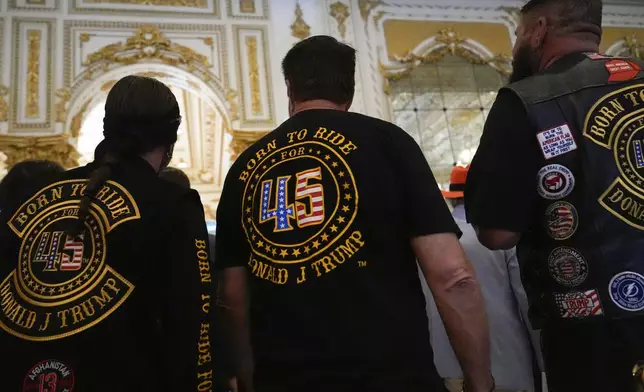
<box><xmin>23</xmin><ymin>360</ymin><xmax>75</xmax><ymax>392</ymax></box>
<box><xmin>605</xmin><ymin>59</ymin><xmax>641</xmax><ymax>82</ymax></box>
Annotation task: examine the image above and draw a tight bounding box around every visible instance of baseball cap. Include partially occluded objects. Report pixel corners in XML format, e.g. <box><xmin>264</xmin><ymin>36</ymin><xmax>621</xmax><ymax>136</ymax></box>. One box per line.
<box><xmin>441</xmin><ymin>165</ymin><xmax>469</xmax><ymax>199</ymax></box>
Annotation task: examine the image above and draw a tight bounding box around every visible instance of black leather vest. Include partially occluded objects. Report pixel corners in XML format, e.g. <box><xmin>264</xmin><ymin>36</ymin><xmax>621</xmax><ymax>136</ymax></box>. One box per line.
<box><xmin>506</xmin><ymin>53</ymin><xmax>644</xmax><ymax>325</ymax></box>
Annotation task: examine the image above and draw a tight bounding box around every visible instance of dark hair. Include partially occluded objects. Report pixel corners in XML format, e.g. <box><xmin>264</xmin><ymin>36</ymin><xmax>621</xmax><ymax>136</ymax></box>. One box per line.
<box><xmin>72</xmin><ymin>75</ymin><xmax>181</xmax><ymax>236</ymax></box>
<box><xmin>0</xmin><ymin>160</ymin><xmax>65</xmax><ymax>212</ymax></box>
<box><xmin>281</xmin><ymin>35</ymin><xmax>356</xmax><ymax>105</ymax></box>
<box><xmin>159</xmin><ymin>167</ymin><xmax>191</xmax><ymax>190</ymax></box>
<box><xmin>521</xmin><ymin>0</ymin><xmax>603</xmax><ymax>41</ymax></box>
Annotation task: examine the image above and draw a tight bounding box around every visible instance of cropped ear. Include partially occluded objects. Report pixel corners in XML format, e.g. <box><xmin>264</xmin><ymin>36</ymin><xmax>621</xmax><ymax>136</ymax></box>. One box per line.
<box><xmin>285</xmin><ymin>80</ymin><xmax>292</xmax><ymax>99</ymax></box>
<box><xmin>343</xmin><ymin>97</ymin><xmax>353</xmax><ymax>112</ymax></box>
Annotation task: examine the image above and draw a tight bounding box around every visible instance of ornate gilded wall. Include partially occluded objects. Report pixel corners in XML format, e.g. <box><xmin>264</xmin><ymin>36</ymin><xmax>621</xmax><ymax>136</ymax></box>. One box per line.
<box><xmin>0</xmin><ymin>0</ymin><xmax>280</xmax><ymax>218</ymax></box>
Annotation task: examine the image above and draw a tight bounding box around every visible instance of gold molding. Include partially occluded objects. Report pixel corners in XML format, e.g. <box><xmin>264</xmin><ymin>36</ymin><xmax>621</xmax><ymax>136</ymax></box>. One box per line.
<box><xmin>228</xmin><ymin>129</ymin><xmax>270</xmax><ymax>161</ymax></box>
<box><xmin>381</xmin><ymin>28</ymin><xmax>511</xmax><ymax>84</ymax></box>
<box><xmin>0</xmin><ymin>135</ymin><xmax>80</xmax><ymax>169</ymax></box>
<box><xmin>54</xmin><ymin>88</ymin><xmax>71</xmax><ymax>123</ymax></box>
<box><xmin>245</xmin><ymin>36</ymin><xmax>262</xmax><ymax>116</ymax></box>
<box><xmin>70</xmin><ymin>0</ymin><xmax>219</xmax><ymax>17</ymax></box>
<box><xmin>12</xmin><ymin>19</ymin><xmax>55</xmax><ymax>132</ymax></box>
<box><xmin>358</xmin><ymin>0</ymin><xmax>385</xmax><ymax>22</ymax></box>
<box><xmin>226</xmin><ymin>0</ymin><xmax>268</xmax><ymax>20</ymax></box>
<box><xmin>291</xmin><ymin>2</ymin><xmax>311</xmax><ymax>41</ymax></box>
<box><xmin>240</xmin><ymin>0</ymin><xmax>255</xmax><ymax>13</ymax></box>
<box><xmin>82</xmin><ymin>25</ymin><xmax>213</xmax><ymax>80</ymax></box>
<box><xmin>330</xmin><ymin>2</ymin><xmax>350</xmax><ymax>39</ymax></box>
<box><xmin>233</xmin><ymin>25</ymin><xmax>274</xmax><ymax>125</ymax></box>
<box><xmin>625</xmin><ymin>35</ymin><xmax>643</xmax><ymax>59</ymax></box>
<box><xmin>26</xmin><ymin>30</ymin><xmax>42</xmax><ymax>119</ymax></box>
<box><xmin>70</xmin><ymin>100</ymin><xmax>92</xmax><ymax>139</ymax></box>
<box><xmin>0</xmin><ymin>85</ymin><xmax>9</xmax><ymax>122</ymax></box>
<box><xmin>225</xmin><ymin>88</ymin><xmax>240</xmax><ymax>121</ymax></box>
<box><xmin>82</xmin><ymin>0</ymin><xmax>207</xmax><ymax>6</ymax></box>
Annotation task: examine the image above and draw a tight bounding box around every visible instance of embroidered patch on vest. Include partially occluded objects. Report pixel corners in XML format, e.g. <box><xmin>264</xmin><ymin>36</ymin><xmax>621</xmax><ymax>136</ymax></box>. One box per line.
<box><xmin>585</xmin><ymin>85</ymin><xmax>644</xmax><ymax>231</ymax></box>
<box><xmin>537</xmin><ymin>164</ymin><xmax>575</xmax><ymax>200</ymax></box>
<box><xmin>0</xmin><ymin>180</ymin><xmax>137</xmax><ymax>341</ymax></box>
<box><xmin>548</xmin><ymin>247</ymin><xmax>588</xmax><ymax>287</ymax></box>
<box><xmin>609</xmin><ymin>271</ymin><xmax>644</xmax><ymax>312</ymax></box>
<box><xmin>605</xmin><ymin>59</ymin><xmax>641</xmax><ymax>83</ymax></box>
<box><xmin>537</xmin><ymin>124</ymin><xmax>578</xmax><ymax>160</ymax></box>
<box><xmin>23</xmin><ymin>359</ymin><xmax>75</xmax><ymax>392</ymax></box>
<box><xmin>584</xmin><ymin>52</ymin><xmax>613</xmax><ymax>60</ymax></box>
<box><xmin>555</xmin><ymin>289</ymin><xmax>603</xmax><ymax>318</ymax></box>
<box><xmin>545</xmin><ymin>201</ymin><xmax>579</xmax><ymax>240</ymax></box>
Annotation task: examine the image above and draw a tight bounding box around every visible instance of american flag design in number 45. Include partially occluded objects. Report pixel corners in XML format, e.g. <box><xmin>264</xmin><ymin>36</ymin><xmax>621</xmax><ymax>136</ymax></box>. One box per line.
<box><xmin>295</xmin><ymin>168</ymin><xmax>325</xmax><ymax>227</ymax></box>
<box><xmin>262</xmin><ymin>177</ymin><xmax>295</xmax><ymax>231</ymax></box>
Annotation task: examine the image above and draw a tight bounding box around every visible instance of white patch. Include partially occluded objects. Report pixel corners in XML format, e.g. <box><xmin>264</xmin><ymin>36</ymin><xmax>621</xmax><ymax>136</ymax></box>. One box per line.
<box><xmin>537</xmin><ymin>164</ymin><xmax>575</xmax><ymax>200</ymax></box>
<box><xmin>537</xmin><ymin>124</ymin><xmax>578</xmax><ymax>160</ymax></box>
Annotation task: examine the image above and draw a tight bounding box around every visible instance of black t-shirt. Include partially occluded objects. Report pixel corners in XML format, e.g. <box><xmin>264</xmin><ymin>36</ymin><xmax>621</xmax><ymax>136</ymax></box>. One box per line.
<box><xmin>466</xmin><ymin>54</ymin><xmax>588</xmax><ymax>232</ymax></box>
<box><xmin>215</xmin><ymin>109</ymin><xmax>459</xmax><ymax>391</ymax></box>
<box><xmin>0</xmin><ymin>157</ymin><xmax>218</xmax><ymax>391</ymax></box>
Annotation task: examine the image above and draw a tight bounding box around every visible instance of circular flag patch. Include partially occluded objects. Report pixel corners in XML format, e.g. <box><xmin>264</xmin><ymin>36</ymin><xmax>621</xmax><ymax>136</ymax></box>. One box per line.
<box><xmin>537</xmin><ymin>164</ymin><xmax>575</xmax><ymax>200</ymax></box>
<box><xmin>545</xmin><ymin>201</ymin><xmax>579</xmax><ymax>240</ymax></box>
<box><xmin>23</xmin><ymin>359</ymin><xmax>75</xmax><ymax>392</ymax></box>
<box><xmin>548</xmin><ymin>247</ymin><xmax>588</xmax><ymax>287</ymax></box>
<box><xmin>609</xmin><ymin>271</ymin><xmax>644</xmax><ymax>312</ymax></box>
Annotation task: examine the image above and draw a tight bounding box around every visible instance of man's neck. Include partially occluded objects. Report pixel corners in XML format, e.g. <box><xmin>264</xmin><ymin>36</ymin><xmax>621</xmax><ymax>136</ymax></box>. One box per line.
<box><xmin>540</xmin><ymin>38</ymin><xmax>600</xmax><ymax>71</ymax></box>
<box><xmin>291</xmin><ymin>100</ymin><xmax>345</xmax><ymax>116</ymax></box>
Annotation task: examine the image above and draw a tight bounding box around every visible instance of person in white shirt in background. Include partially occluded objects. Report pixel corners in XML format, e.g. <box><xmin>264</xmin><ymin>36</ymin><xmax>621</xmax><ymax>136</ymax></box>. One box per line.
<box><xmin>421</xmin><ymin>165</ymin><xmax>545</xmax><ymax>392</ymax></box>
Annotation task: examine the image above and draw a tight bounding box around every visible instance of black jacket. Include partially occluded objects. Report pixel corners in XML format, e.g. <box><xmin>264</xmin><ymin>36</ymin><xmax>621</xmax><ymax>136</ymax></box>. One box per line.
<box><xmin>0</xmin><ymin>157</ymin><xmax>216</xmax><ymax>391</ymax></box>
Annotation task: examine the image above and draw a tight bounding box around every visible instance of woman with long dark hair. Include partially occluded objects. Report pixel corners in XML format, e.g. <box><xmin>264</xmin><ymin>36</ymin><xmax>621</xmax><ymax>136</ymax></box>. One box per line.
<box><xmin>0</xmin><ymin>76</ymin><xmax>216</xmax><ymax>391</ymax></box>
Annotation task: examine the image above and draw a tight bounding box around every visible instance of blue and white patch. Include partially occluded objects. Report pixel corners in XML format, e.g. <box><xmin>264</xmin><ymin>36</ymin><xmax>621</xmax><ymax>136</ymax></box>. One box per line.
<box><xmin>537</xmin><ymin>164</ymin><xmax>575</xmax><ymax>200</ymax></box>
<box><xmin>537</xmin><ymin>124</ymin><xmax>578</xmax><ymax>160</ymax></box>
<box><xmin>609</xmin><ymin>271</ymin><xmax>644</xmax><ymax>311</ymax></box>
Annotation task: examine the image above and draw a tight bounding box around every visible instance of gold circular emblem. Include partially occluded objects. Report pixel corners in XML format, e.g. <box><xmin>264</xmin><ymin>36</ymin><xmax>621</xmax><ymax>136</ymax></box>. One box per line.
<box><xmin>17</xmin><ymin>206</ymin><xmax>106</xmax><ymax>305</ymax></box>
<box><xmin>241</xmin><ymin>141</ymin><xmax>359</xmax><ymax>264</ymax></box>
<box><xmin>615</xmin><ymin>118</ymin><xmax>644</xmax><ymax>191</ymax></box>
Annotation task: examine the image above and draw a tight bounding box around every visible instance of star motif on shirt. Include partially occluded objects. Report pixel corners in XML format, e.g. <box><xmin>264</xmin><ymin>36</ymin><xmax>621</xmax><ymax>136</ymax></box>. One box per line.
<box><xmin>342</xmin><ymin>205</ymin><xmax>350</xmax><ymax>213</ymax></box>
<box><xmin>320</xmin><ymin>233</ymin><xmax>329</xmax><ymax>242</ymax></box>
<box><xmin>28</xmin><ymin>280</ymin><xmax>35</xmax><ymax>287</ymax></box>
<box><xmin>338</xmin><ymin>171</ymin><xmax>345</xmax><ymax>178</ymax></box>
<box><xmin>330</xmin><ymin>225</ymin><xmax>338</xmax><ymax>233</ymax></box>
<box><xmin>292</xmin><ymin>248</ymin><xmax>301</xmax><ymax>257</ymax></box>
<box><xmin>265</xmin><ymin>244</ymin><xmax>272</xmax><ymax>252</ymax></box>
<box><xmin>39</xmin><ymin>286</ymin><xmax>47</xmax><ymax>293</ymax></box>
<box><xmin>312</xmin><ymin>240</ymin><xmax>321</xmax><ymax>249</ymax></box>
<box><xmin>251</xmin><ymin>234</ymin><xmax>257</xmax><ymax>241</ymax></box>
<box><xmin>246</xmin><ymin>207</ymin><xmax>252</xmax><ymax>214</ymax></box>
<box><xmin>332</xmin><ymin>162</ymin><xmax>339</xmax><ymax>168</ymax></box>
<box><xmin>343</xmin><ymin>183</ymin><xmax>350</xmax><ymax>190</ymax></box>
<box><xmin>250</xmin><ymin>184</ymin><xmax>255</xmax><ymax>189</ymax></box>
<box><xmin>58</xmin><ymin>286</ymin><xmax>65</xmax><ymax>293</ymax></box>
<box><xmin>324</xmin><ymin>155</ymin><xmax>331</xmax><ymax>161</ymax></box>
<box><xmin>308</xmin><ymin>149</ymin><xmax>313</xmax><ymax>153</ymax></box>
<box><xmin>262</xmin><ymin>165</ymin><xmax>267</xmax><ymax>170</ymax></box>
<box><xmin>257</xmin><ymin>240</ymin><xmax>264</xmax><ymax>248</ymax></box>
<box><xmin>49</xmin><ymin>287</ymin><xmax>56</xmax><ymax>294</ymax></box>
<box><xmin>271</xmin><ymin>248</ymin><xmax>277</xmax><ymax>256</ymax></box>
<box><xmin>304</xmin><ymin>246</ymin><xmax>311</xmax><ymax>254</ymax></box>
<box><xmin>316</xmin><ymin>151</ymin><xmax>321</xmax><ymax>155</ymax></box>
<box><xmin>337</xmin><ymin>216</ymin><xmax>346</xmax><ymax>224</ymax></box>
<box><xmin>280</xmin><ymin>249</ymin><xmax>288</xmax><ymax>258</ymax></box>
<box><xmin>271</xmin><ymin>158</ymin><xmax>276</xmax><ymax>163</ymax></box>
<box><xmin>344</xmin><ymin>194</ymin><xmax>352</xmax><ymax>201</ymax></box>
<box><xmin>247</xmin><ymin>217</ymin><xmax>252</xmax><ymax>223</ymax></box>
<box><xmin>255</xmin><ymin>174</ymin><xmax>260</xmax><ymax>180</ymax></box>
<box><xmin>247</xmin><ymin>195</ymin><xmax>252</xmax><ymax>201</ymax></box>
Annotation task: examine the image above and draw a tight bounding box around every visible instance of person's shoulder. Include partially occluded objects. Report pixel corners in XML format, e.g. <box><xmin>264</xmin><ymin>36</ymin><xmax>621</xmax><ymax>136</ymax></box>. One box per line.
<box><xmin>344</xmin><ymin>111</ymin><xmax>416</xmax><ymax>143</ymax></box>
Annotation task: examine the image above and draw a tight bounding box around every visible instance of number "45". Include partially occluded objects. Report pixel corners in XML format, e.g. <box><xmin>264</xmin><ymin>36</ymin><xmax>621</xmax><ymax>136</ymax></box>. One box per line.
<box><xmin>260</xmin><ymin>167</ymin><xmax>325</xmax><ymax>232</ymax></box>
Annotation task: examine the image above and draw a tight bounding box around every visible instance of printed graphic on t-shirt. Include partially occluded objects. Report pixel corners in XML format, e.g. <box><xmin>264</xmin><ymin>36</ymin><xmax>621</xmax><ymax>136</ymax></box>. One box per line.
<box><xmin>0</xmin><ymin>180</ymin><xmax>136</xmax><ymax>341</ymax></box>
<box><xmin>585</xmin><ymin>83</ymin><xmax>644</xmax><ymax>230</ymax></box>
<box><xmin>237</xmin><ymin>127</ymin><xmax>366</xmax><ymax>285</ymax></box>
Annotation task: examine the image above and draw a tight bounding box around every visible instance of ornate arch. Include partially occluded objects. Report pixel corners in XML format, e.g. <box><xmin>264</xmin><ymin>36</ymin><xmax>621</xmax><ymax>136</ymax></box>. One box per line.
<box><xmin>58</xmin><ymin>25</ymin><xmax>236</xmax><ymax>139</ymax></box>
<box><xmin>380</xmin><ymin>28</ymin><xmax>511</xmax><ymax>90</ymax></box>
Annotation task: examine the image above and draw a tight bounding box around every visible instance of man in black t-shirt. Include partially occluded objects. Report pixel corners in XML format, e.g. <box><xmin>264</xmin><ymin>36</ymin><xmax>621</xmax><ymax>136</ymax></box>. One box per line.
<box><xmin>215</xmin><ymin>36</ymin><xmax>493</xmax><ymax>392</ymax></box>
<box><xmin>466</xmin><ymin>1</ymin><xmax>644</xmax><ymax>391</ymax></box>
